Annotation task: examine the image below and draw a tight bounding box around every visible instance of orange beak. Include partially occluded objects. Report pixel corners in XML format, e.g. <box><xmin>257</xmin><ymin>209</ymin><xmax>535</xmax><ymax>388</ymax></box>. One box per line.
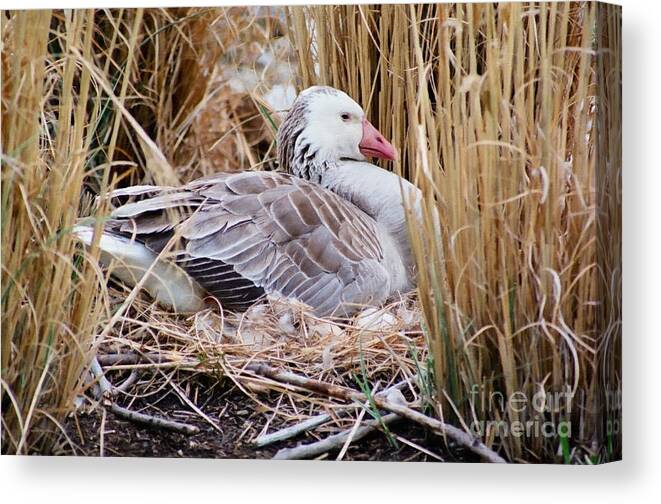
<box><xmin>359</xmin><ymin>119</ymin><xmax>397</xmax><ymax>161</ymax></box>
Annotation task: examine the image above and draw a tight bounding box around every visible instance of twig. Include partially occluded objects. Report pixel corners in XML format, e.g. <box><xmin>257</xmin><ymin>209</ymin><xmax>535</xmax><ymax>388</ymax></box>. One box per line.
<box><xmin>106</xmin><ymin>403</ymin><xmax>199</xmax><ymax>435</ymax></box>
<box><xmin>89</xmin><ymin>357</ymin><xmax>199</xmax><ymax>435</ymax></box>
<box><xmin>96</xmin><ymin>352</ymin><xmax>197</xmax><ymax>369</ymax></box>
<box><xmin>91</xmin><ymin>357</ymin><xmax>115</xmax><ymax>396</ymax></box>
<box><xmin>253</xmin><ymin>379</ymin><xmax>409</xmax><ymax>448</ymax></box>
<box><xmin>99</xmin><ymin>361</ymin><xmax>198</xmax><ymax>371</ymax></box>
<box><xmin>242</xmin><ymin>363</ymin><xmax>506</xmax><ymax>463</ymax></box>
<box><xmin>336</xmin><ymin>405</ymin><xmax>368</xmax><ymax>461</ymax></box>
<box><xmin>273</xmin><ymin>413</ymin><xmax>401</xmax><ymax>460</ymax></box>
<box><xmin>254</xmin><ymin>413</ymin><xmax>332</xmax><ymax>448</ymax></box>
<box><xmin>116</xmin><ymin>370</ymin><xmax>139</xmax><ymax>393</ymax></box>
<box><xmin>97</xmin><ymin>353</ymin><xmax>149</xmax><ymax>365</ymax></box>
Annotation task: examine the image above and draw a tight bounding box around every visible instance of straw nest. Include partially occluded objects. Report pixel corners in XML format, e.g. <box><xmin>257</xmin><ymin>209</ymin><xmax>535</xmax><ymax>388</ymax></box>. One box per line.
<box><xmin>86</xmin><ymin>281</ymin><xmax>504</xmax><ymax>461</ymax></box>
<box><xmin>97</xmin><ymin>286</ymin><xmax>424</xmax><ymax>386</ymax></box>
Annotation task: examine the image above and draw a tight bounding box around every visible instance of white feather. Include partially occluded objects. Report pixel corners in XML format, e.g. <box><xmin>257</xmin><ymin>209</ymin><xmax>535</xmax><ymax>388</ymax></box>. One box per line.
<box><xmin>73</xmin><ymin>225</ymin><xmax>206</xmax><ymax>312</ymax></box>
<box><xmin>320</xmin><ymin>162</ymin><xmax>423</xmax><ymax>293</ymax></box>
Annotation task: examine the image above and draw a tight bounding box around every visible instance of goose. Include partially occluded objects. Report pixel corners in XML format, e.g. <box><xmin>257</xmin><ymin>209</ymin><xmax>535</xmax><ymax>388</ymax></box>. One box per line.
<box><xmin>75</xmin><ymin>86</ymin><xmax>423</xmax><ymax>317</ymax></box>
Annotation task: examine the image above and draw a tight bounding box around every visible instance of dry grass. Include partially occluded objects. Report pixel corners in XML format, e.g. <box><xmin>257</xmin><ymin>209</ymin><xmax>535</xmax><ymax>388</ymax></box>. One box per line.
<box><xmin>1</xmin><ymin>3</ymin><xmax>621</xmax><ymax>463</ymax></box>
<box><xmin>93</xmin><ymin>289</ymin><xmax>426</xmax><ymax>419</ymax></box>
<box><xmin>288</xmin><ymin>2</ymin><xmax>621</xmax><ymax>463</ymax></box>
<box><xmin>1</xmin><ymin>6</ymin><xmax>274</xmax><ymax>454</ymax></box>
<box><xmin>2</xmin><ymin>9</ymin><xmax>107</xmax><ymax>454</ymax></box>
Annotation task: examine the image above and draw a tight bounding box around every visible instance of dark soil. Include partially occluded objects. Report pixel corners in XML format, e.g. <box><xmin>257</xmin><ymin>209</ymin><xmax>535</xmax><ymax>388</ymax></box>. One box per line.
<box><xmin>63</xmin><ymin>381</ymin><xmax>477</xmax><ymax>462</ymax></box>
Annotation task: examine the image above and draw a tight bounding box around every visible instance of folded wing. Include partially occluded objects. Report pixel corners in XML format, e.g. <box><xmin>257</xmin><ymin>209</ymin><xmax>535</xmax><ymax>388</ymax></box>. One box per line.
<box><xmin>104</xmin><ymin>171</ymin><xmax>390</xmax><ymax>316</ymax></box>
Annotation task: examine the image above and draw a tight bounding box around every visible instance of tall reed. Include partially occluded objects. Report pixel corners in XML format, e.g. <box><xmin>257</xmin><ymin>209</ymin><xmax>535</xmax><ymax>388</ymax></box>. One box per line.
<box><xmin>287</xmin><ymin>2</ymin><xmax>621</xmax><ymax>463</ymax></box>
<box><xmin>1</xmin><ymin>10</ymin><xmax>106</xmax><ymax>454</ymax></box>
<box><xmin>1</xmin><ymin>7</ymin><xmax>224</xmax><ymax>454</ymax></box>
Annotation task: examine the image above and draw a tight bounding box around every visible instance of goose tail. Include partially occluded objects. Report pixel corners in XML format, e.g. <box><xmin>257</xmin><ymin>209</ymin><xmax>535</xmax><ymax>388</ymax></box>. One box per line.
<box><xmin>73</xmin><ymin>224</ymin><xmax>206</xmax><ymax>312</ymax></box>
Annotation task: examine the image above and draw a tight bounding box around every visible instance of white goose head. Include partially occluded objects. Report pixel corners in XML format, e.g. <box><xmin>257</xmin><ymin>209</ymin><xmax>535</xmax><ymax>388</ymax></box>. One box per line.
<box><xmin>277</xmin><ymin>86</ymin><xmax>396</xmax><ymax>182</ymax></box>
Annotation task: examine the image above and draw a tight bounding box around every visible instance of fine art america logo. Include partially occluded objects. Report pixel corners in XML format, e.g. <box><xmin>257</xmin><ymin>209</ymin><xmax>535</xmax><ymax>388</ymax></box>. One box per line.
<box><xmin>468</xmin><ymin>384</ymin><xmax>574</xmax><ymax>439</ymax></box>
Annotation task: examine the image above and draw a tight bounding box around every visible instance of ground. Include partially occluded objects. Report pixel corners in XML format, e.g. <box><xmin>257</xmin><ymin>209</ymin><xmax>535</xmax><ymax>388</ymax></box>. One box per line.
<box><xmin>62</xmin><ymin>382</ymin><xmax>476</xmax><ymax>462</ymax></box>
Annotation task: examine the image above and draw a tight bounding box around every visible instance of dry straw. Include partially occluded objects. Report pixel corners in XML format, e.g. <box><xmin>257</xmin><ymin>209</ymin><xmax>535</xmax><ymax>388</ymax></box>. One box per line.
<box><xmin>2</xmin><ymin>10</ymin><xmax>106</xmax><ymax>454</ymax></box>
<box><xmin>1</xmin><ymin>7</ymin><xmax>230</xmax><ymax>454</ymax></box>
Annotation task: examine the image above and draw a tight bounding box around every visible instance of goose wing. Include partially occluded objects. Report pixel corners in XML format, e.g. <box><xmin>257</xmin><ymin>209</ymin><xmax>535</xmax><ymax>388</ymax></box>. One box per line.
<box><xmin>106</xmin><ymin>171</ymin><xmax>390</xmax><ymax>316</ymax></box>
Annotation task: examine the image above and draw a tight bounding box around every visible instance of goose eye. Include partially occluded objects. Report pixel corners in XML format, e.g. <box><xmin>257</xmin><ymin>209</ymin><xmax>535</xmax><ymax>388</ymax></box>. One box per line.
<box><xmin>340</xmin><ymin>113</ymin><xmax>351</xmax><ymax>121</ymax></box>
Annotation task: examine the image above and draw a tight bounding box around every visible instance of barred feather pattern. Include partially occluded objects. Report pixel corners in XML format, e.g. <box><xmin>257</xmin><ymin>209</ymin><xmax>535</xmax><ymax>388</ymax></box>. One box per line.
<box><xmin>104</xmin><ymin>170</ymin><xmax>393</xmax><ymax>316</ymax></box>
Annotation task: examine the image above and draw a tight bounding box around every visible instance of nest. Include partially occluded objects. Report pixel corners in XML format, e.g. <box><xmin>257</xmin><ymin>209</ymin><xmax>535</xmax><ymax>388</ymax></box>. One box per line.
<box><xmin>85</xmin><ymin>286</ymin><xmax>455</xmax><ymax>459</ymax></box>
<box><xmin>98</xmin><ymin>289</ymin><xmax>423</xmax><ymax>384</ymax></box>
<box><xmin>88</xmin><ymin>285</ymin><xmax>505</xmax><ymax>462</ymax></box>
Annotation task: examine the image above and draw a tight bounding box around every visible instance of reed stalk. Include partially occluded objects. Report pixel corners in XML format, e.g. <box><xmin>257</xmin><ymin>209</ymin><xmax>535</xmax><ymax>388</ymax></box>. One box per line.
<box><xmin>287</xmin><ymin>2</ymin><xmax>621</xmax><ymax>463</ymax></box>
